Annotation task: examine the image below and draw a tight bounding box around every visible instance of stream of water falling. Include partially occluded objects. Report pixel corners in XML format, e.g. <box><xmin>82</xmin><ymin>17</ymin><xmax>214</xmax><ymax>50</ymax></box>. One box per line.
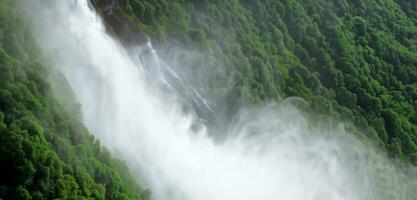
<box><xmin>21</xmin><ymin>0</ymin><xmax>417</xmax><ymax>200</ymax></box>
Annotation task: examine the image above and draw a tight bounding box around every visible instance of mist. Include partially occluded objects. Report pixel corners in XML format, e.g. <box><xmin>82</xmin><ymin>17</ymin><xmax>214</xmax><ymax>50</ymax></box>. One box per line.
<box><xmin>20</xmin><ymin>0</ymin><xmax>417</xmax><ymax>200</ymax></box>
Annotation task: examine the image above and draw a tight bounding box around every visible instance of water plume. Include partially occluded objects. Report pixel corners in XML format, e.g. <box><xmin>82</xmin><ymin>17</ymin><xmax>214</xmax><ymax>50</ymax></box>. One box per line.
<box><xmin>21</xmin><ymin>0</ymin><xmax>417</xmax><ymax>200</ymax></box>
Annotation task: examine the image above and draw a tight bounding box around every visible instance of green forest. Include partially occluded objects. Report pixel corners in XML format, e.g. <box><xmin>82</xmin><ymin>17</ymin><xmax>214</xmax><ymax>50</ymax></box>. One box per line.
<box><xmin>0</xmin><ymin>0</ymin><xmax>149</xmax><ymax>199</ymax></box>
<box><xmin>93</xmin><ymin>0</ymin><xmax>417</xmax><ymax>163</ymax></box>
<box><xmin>1</xmin><ymin>0</ymin><xmax>417</xmax><ymax>199</ymax></box>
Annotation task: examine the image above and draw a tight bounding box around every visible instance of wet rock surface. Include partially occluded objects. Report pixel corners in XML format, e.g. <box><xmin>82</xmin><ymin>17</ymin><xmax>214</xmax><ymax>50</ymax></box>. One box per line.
<box><xmin>90</xmin><ymin>0</ymin><xmax>147</xmax><ymax>46</ymax></box>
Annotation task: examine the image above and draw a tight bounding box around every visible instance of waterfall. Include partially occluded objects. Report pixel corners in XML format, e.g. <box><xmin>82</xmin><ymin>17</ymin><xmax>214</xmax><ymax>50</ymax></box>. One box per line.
<box><xmin>21</xmin><ymin>0</ymin><xmax>415</xmax><ymax>200</ymax></box>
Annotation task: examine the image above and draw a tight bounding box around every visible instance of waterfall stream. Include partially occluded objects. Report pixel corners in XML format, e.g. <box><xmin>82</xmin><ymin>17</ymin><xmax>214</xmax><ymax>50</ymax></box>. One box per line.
<box><xmin>21</xmin><ymin>0</ymin><xmax>416</xmax><ymax>200</ymax></box>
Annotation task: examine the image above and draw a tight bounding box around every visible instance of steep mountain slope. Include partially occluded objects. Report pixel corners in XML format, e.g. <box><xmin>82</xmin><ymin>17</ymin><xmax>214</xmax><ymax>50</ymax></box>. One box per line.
<box><xmin>93</xmin><ymin>0</ymin><xmax>417</xmax><ymax>163</ymax></box>
<box><xmin>0</xmin><ymin>1</ymin><xmax>148</xmax><ymax>199</ymax></box>
<box><xmin>1</xmin><ymin>0</ymin><xmax>417</xmax><ymax>199</ymax></box>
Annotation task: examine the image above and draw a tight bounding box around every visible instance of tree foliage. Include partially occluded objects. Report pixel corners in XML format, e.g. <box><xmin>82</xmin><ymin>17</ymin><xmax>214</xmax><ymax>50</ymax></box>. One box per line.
<box><xmin>94</xmin><ymin>0</ymin><xmax>417</xmax><ymax>163</ymax></box>
<box><xmin>0</xmin><ymin>1</ymin><xmax>148</xmax><ymax>199</ymax></box>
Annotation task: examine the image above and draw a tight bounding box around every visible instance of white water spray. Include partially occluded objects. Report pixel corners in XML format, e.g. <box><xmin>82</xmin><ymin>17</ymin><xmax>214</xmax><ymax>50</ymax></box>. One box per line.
<box><xmin>22</xmin><ymin>1</ymin><xmax>416</xmax><ymax>200</ymax></box>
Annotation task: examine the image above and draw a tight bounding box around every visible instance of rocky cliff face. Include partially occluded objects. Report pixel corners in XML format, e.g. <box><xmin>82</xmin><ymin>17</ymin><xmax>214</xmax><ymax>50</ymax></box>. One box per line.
<box><xmin>98</xmin><ymin>0</ymin><xmax>119</xmax><ymax>14</ymax></box>
<box><xmin>90</xmin><ymin>0</ymin><xmax>147</xmax><ymax>46</ymax></box>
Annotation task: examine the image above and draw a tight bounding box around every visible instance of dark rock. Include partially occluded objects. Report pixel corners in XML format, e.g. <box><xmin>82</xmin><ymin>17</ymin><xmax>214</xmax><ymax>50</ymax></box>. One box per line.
<box><xmin>90</xmin><ymin>0</ymin><xmax>147</xmax><ymax>45</ymax></box>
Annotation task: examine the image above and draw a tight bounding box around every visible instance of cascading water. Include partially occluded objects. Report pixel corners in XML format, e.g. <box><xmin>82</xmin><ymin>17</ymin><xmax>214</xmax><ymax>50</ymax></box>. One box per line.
<box><xmin>134</xmin><ymin>40</ymin><xmax>215</xmax><ymax>117</ymax></box>
<box><xmin>21</xmin><ymin>0</ymin><xmax>416</xmax><ymax>200</ymax></box>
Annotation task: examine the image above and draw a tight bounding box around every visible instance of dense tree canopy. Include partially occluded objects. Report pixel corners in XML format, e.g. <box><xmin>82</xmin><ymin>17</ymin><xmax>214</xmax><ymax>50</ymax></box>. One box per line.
<box><xmin>2</xmin><ymin>0</ymin><xmax>417</xmax><ymax>198</ymax></box>
<box><xmin>0</xmin><ymin>1</ymin><xmax>148</xmax><ymax>199</ymax></box>
<box><xmin>93</xmin><ymin>0</ymin><xmax>417</xmax><ymax>163</ymax></box>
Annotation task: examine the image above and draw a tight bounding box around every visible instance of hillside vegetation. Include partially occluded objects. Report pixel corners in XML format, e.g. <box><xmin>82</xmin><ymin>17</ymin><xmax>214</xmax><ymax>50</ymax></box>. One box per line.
<box><xmin>93</xmin><ymin>0</ymin><xmax>417</xmax><ymax>163</ymax></box>
<box><xmin>0</xmin><ymin>1</ymin><xmax>148</xmax><ymax>199</ymax></box>
<box><xmin>1</xmin><ymin>0</ymin><xmax>417</xmax><ymax>199</ymax></box>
